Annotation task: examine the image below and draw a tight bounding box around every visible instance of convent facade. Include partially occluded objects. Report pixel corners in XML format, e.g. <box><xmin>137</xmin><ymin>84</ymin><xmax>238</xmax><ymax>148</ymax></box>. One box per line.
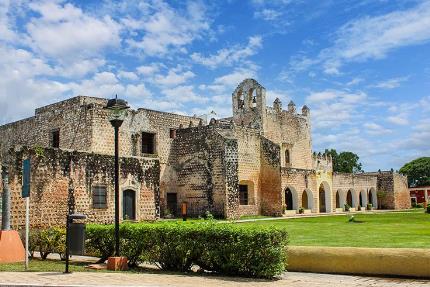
<box><xmin>0</xmin><ymin>79</ymin><xmax>410</xmax><ymax>227</ymax></box>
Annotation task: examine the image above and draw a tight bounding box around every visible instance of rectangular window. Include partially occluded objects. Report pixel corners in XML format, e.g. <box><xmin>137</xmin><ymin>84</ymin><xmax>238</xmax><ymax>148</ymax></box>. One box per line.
<box><xmin>169</xmin><ymin>128</ymin><xmax>176</xmax><ymax>139</ymax></box>
<box><xmin>142</xmin><ymin>132</ymin><xmax>155</xmax><ymax>154</ymax></box>
<box><xmin>93</xmin><ymin>186</ymin><xmax>107</xmax><ymax>209</ymax></box>
<box><xmin>239</xmin><ymin>184</ymin><xmax>248</xmax><ymax>205</ymax></box>
<box><xmin>51</xmin><ymin>129</ymin><xmax>60</xmax><ymax>148</ymax></box>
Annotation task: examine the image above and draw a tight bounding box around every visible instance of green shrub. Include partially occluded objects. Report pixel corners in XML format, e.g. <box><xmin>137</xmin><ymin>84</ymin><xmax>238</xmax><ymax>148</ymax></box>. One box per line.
<box><xmin>416</xmin><ymin>203</ymin><xmax>424</xmax><ymax>208</ymax></box>
<box><xmin>85</xmin><ymin>222</ymin><xmax>288</xmax><ymax>278</ymax></box>
<box><xmin>344</xmin><ymin>203</ymin><xmax>350</xmax><ymax>211</ymax></box>
<box><xmin>426</xmin><ymin>203</ymin><xmax>430</xmax><ymax>214</ymax></box>
<box><xmin>19</xmin><ymin>227</ymin><xmax>66</xmax><ymax>260</ymax></box>
<box><xmin>85</xmin><ymin>224</ymin><xmax>115</xmax><ymax>263</ymax></box>
<box><xmin>367</xmin><ymin>203</ymin><xmax>372</xmax><ymax>210</ymax></box>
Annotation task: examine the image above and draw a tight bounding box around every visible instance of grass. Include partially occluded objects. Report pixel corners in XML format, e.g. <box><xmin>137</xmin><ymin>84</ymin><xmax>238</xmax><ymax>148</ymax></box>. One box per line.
<box><xmin>238</xmin><ymin>210</ymin><xmax>430</xmax><ymax>248</ymax></box>
<box><xmin>0</xmin><ymin>258</ymin><xmax>91</xmax><ymax>272</ymax></box>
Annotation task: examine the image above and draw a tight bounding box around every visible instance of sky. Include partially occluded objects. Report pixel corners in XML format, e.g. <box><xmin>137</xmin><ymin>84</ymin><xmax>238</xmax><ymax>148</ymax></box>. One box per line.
<box><xmin>0</xmin><ymin>0</ymin><xmax>429</xmax><ymax>171</ymax></box>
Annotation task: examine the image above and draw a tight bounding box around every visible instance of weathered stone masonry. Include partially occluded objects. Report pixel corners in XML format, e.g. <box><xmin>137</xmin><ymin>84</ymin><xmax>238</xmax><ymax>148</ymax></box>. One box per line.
<box><xmin>2</xmin><ymin>147</ymin><xmax>159</xmax><ymax>228</ymax></box>
<box><xmin>0</xmin><ymin>79</ymin><xmax>411</xmax><ymax>226</ymax></box>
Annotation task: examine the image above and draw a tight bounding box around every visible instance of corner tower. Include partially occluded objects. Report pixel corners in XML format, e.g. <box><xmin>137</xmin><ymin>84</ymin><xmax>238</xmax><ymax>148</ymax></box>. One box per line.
<box><xmin>232</xmin><ymin>79</ymin><xmax>267</xmax><ymax>129</ymax></box>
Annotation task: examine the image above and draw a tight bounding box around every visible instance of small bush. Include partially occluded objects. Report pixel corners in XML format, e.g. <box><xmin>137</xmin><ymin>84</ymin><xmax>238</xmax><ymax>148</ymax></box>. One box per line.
<box><xmin>415</xmin><ymin>203</ymin><xmax>424</xmax><ymax>208</ymax></box>
<box><xmin>19</xmin><ymin>227</ymin><xmax>66</xmax><ymax>260</ymax></box>
<box><xmin>367</xmin><ymin>203</ymin><xmax>372</xmax><ymax>210</ymax></box>
<box><xmin>426</xmin><ymin>203</ymin><xmax>430</xmax><ymax>214</ymax></box>
<box><xmin>344</xmin><ymin>203</ymin><xmax>350</xmax><ymax>211</ymax></box>
<box><xmin>86</xmin><ymin>222</ymin><xmax>288</xmax><ymax>278</ymax></box>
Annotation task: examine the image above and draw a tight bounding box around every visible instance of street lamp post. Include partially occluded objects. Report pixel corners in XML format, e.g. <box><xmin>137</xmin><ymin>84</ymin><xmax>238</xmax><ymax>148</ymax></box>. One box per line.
<box><xmin>104</xmin><ymin>96</ymin><xmax>129</xmax><ymax>258</ymax></box>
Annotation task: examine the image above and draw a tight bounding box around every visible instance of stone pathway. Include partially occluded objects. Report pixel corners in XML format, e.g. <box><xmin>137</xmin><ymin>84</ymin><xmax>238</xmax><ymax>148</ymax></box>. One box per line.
<box><xmin>0</xmin><ymin>271</ymin><xmax>429</xmax><ymax>287</ymax></box>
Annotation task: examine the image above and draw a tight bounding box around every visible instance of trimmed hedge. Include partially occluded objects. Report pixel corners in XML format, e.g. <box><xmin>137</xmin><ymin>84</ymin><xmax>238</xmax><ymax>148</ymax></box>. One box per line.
<box><xmin>86</xmin><ymin>222</ymin><xmax>288</xmax><ymax>278</ymax></box>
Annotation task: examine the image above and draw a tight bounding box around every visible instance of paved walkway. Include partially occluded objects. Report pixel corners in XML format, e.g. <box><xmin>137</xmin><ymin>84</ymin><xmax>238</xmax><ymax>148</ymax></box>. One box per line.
<box><xmin>0</xmin><ymin>271</ymin><xmax>429</xmax><ymax>287</ymax></box>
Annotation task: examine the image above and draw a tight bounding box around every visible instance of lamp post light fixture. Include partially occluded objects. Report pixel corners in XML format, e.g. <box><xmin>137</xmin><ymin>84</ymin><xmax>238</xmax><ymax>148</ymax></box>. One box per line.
<box><xmin>104</xmin><ymin>95</ymin><xmax>129</xmax><ymax>258</ymax></box>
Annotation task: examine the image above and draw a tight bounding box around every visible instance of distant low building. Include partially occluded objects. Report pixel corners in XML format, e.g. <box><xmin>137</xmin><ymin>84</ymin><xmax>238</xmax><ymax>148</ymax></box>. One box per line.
<box><xmin>409</xmin><ymin>186</ymin><xmax>430</xmax><ymax>205</ymax></box>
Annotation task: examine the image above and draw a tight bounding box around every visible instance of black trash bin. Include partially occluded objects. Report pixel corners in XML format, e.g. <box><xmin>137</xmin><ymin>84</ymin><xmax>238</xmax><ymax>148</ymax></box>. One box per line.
<box><xmin>69</xmin><ymin>222</ymin><xmax>86</xmax><ymax>255</ymax></box>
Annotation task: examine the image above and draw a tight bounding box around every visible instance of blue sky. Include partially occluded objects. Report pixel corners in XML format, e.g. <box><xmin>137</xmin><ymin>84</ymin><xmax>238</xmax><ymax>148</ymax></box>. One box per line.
<box><xmin>1</xmin><ymin>0</ymin><xmax>429</xmax><ymax>171</ymax></box>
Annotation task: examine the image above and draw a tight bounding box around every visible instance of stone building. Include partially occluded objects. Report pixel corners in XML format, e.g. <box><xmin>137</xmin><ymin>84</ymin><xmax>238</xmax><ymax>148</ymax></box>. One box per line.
<box><xmin>0</xmin><ymin>79</ymin><xmax>410</xmax><ymax>227</ymax></box>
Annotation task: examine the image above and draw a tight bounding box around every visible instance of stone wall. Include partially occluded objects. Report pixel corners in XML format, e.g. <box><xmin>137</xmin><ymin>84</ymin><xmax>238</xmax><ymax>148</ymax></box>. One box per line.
<box><xmin>235</xmin><ymin>127</ymin><xmax>261</xmax><ymax>217</ymax></box>
<box><xmin>2</xmin><ymin>147</ymin><xmax>160</xmax><ymax>228</ymax></box>
<box><xmin>260</xmin><ymin>137</ymin><xmax>282</xmax><ymax>216</ymax></box>
<box><xmin>169</xmin><ymin>125</ymin><xmax>233</xmax><ymax>218</ymax></box>
<box><xmin>281</xmin><ymin>168</ymin><xmax>317</xmax><ymax>212</ymax></box>
<box><xmin>333</xmin><ymin>173</ymin><xmax>378</xmax><ymax>209</ymax></box>
<box><xmin>0</xmin><ymin>96</ymin><xmax>97</xmax><ymax>158</ymax></box>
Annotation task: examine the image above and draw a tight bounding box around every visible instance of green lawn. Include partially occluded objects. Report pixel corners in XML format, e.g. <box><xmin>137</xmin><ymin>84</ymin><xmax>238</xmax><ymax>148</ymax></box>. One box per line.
<box><xmin>238</xmin><ymin>210</ymin><xmax>430</xmax><ymax>248</ymax></box>
<box><xmin>0</xmin><ymin>259</ymin><xmax>91</xmax><ymax>272</ymax></box>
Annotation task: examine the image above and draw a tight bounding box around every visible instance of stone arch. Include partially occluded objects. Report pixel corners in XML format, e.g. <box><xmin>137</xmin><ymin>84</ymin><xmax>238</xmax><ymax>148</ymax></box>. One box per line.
<box><xmin>301</xmin><ymin>189</ymin><xmax>313</xmax><ymax>210</ymax></box>
<box><xmin>284</xmin><ymin>185</ymin><xmax>298</xmax><ymax>211</ymax></box>
<box><xmin>318</xmin><ymin>181</ymin><xmax>331</xmax><ymax>213</ymax></box>
<box><xmin>335</xmin><ymin>189</ymin><xmax>342</xmax><ymax>208</ymax></box>
<box><xmin>346</xmin><ymin>189</ymin><xmax>354</xmax><ymax>207</ymax></box>
<box><xmin>368</xmin><ymin>187</ymin><xmax>377</xmax><ymax>208</ymax></box>
<box><xmin>359</xmin><ymin>190</ymin><xmax>367</xmax><ymax>208</ymax></box>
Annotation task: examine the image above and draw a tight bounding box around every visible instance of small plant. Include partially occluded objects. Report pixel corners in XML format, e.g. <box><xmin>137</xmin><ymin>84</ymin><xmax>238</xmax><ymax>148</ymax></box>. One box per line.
<box><xmin>164</xmin><ymin>208</ymin><xmax>174</xmax><ymax>219</ymax></box>
<box><xmin>298</xmin><ymin>207</ymin><xmax>304</xmax><ymax>214</ymax></box>
<box><xmin>344</xmin><ymin>203</ymin><xmax>350</xmax><ymax>212</ymax></box>
<box><xmin>34</xmin><ymin>145</ymin><xmax>45</xmax><ymax>158</ymax></box>
<box><xmin>367</xmin><ymin>203</ymin><xmax>372</xmax><ymax>210</ymax></box>
<box><xmin>426</xmin><ymin>203</ymin><xmax>430</xmax><ymax>214</ymax></box>
<box><xmin>348</xmin><ymin>215</ymin><xmax>356</xmax><ymax>222</ymax></box>
<box><xmin>415</xmin><ymin>203</ymin><xmax>424</xmax><ymax>208</ymax></box>
<box><xmin>204</xmin><ymin>210</ymin><xmax>214</xmax><ymax>220</ymax></box>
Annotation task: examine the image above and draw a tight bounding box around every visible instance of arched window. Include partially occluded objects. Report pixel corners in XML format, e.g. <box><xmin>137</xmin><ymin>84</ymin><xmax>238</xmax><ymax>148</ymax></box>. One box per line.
<box><xmin>285</xmin><ymin>150</ymin><xmax>290</xmax><ymax>164</ymax></box>
<box><xmin>238</xmin><ymin>92</ymin><xmax>244</xmax><ymax>109</ymax></box>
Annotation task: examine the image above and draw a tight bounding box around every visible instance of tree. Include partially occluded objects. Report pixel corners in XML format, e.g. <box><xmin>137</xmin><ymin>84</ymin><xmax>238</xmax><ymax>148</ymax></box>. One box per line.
<box><xmin>324</xmin><ymin>149</ymin><xmax>363</xmax><ymax>173</ymax></box>
<box><xmin>399</xmin><ymin>157</ymin><xmax>430</xmax><ymax>187</ymax></box>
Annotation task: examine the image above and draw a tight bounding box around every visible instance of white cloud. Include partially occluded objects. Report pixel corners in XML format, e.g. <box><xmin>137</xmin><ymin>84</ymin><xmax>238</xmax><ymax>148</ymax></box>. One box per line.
<box><xmin>291</xmin><ymin>2</ymin><xmax>430</xmax><ymax>75</ymax></box>
<box><xmin>27</xmin><ymin>2</ymin><xmax>121</xmax><ymax>60</ymax></box>
<box><xmin>154</xmin><ymin>69</ymin><xmax>195</xmax><ymax>87</ymax></box>
<box><xmin>161</xmin><ymin>85</ymin><xmax>207</xmax><ymax>104</ymax></box>
<box><xmin>306</xmin><ymin>90</ymin><xmax>366</xmax><ymax>105</ymax></box>
<box><xmin>191</xmin><ymin>36</ymin><xmax>262</xmax><ymax>69</ymax></box>
<box><xmin>331</xmin><ymin>2</ymin><xmax>430</xmax><ymax>63</ymax></box>
<box><xmin>118</xmin><ymin>71</ymin><xmax>139</xmax><ymax>81</ymax></box>
<box><xmin>136</xmin><ymin>64</ymin><xmax>161</xmax><ymax>76</ymax></box>
<box><xmin>306</xmin><ymin>90</ymin><xmax>367</xmax><ymax>128</ymax></box>
<box><xmin>125</xmin><ymin>1</ymin><xmax>210</xmax><ymax>57</ymax></box>
<box><xmin>213</xmin><ymin>67</ymin><xmax>258</xmax><ymax>89</ymax></box>
<box><xmin>363</xmin><ymin>122</ymin><xmax>392</xmax><ymax>135</ymax></box>
<box><xmin>370</xmin><ymin>76</ymin><xmax>409</xmax><ymax>89</ymax></box>
<box><xmin>254</xmin><ymin>9</ymin><xmax>282</xmax><ymax>21</ymax></box>
<box><xmin>125</xmin><ymin>83</ymin><xmax>152</xmax><ymax>98</ymax></box>
<box><xmin>387</xmin><ymin>115</ymin><xmax>409</xmax><ymax>126</ymax></box>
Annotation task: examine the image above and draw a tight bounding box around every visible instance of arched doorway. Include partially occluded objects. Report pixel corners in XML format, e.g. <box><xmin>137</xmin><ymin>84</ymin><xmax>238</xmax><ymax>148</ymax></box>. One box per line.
<box><xmin>285</xmin><ymin>188</ymin><xmax>294</xmax><ymax>210</ymax></box>
<box><xmin>123</xmin><ymin>189</ymin><xmax>136</xmax><ymax>220</ymax></box>
<box><xmin>346</xmin><ymin>190</ymin><xmax>353</xmax><ymax>207</ymax></box>
<box><xmin>302</xmin><ymin>190</ymin><xmax>308</xmax><ymax>209</ymax></box>
<box><xmin>319</xmin><ymin>184</ymin><xmax>326</xmax><ymax>213</ymax></box>
<box><xmin>368</xmin><ymin>188</ymin><xmax>377</xmax><ymax>208</ymax></box>
<box><xmin>336</xmin><ymin>190</ymin><xmax>340</xmax><ymax>208</ymax></box>
<box><xmin>302</xmin><ymin>189</ymin><xmax>313</xmax><ymax>210</ymax></box>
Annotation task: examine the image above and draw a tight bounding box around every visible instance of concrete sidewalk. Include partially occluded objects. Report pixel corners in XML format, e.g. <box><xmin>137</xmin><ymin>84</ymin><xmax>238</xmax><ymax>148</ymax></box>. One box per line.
<box><xmin>0</xmin><ymin>271</ymin><xmax>429</xmax><ymax>287</ymax></box>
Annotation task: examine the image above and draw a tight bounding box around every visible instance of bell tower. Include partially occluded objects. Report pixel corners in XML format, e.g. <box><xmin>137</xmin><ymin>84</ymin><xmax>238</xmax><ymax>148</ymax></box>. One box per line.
<box><xmin>232</xmin><ymin>79</ymin><xmax>266</xmax><ymax>129</ymax></box>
